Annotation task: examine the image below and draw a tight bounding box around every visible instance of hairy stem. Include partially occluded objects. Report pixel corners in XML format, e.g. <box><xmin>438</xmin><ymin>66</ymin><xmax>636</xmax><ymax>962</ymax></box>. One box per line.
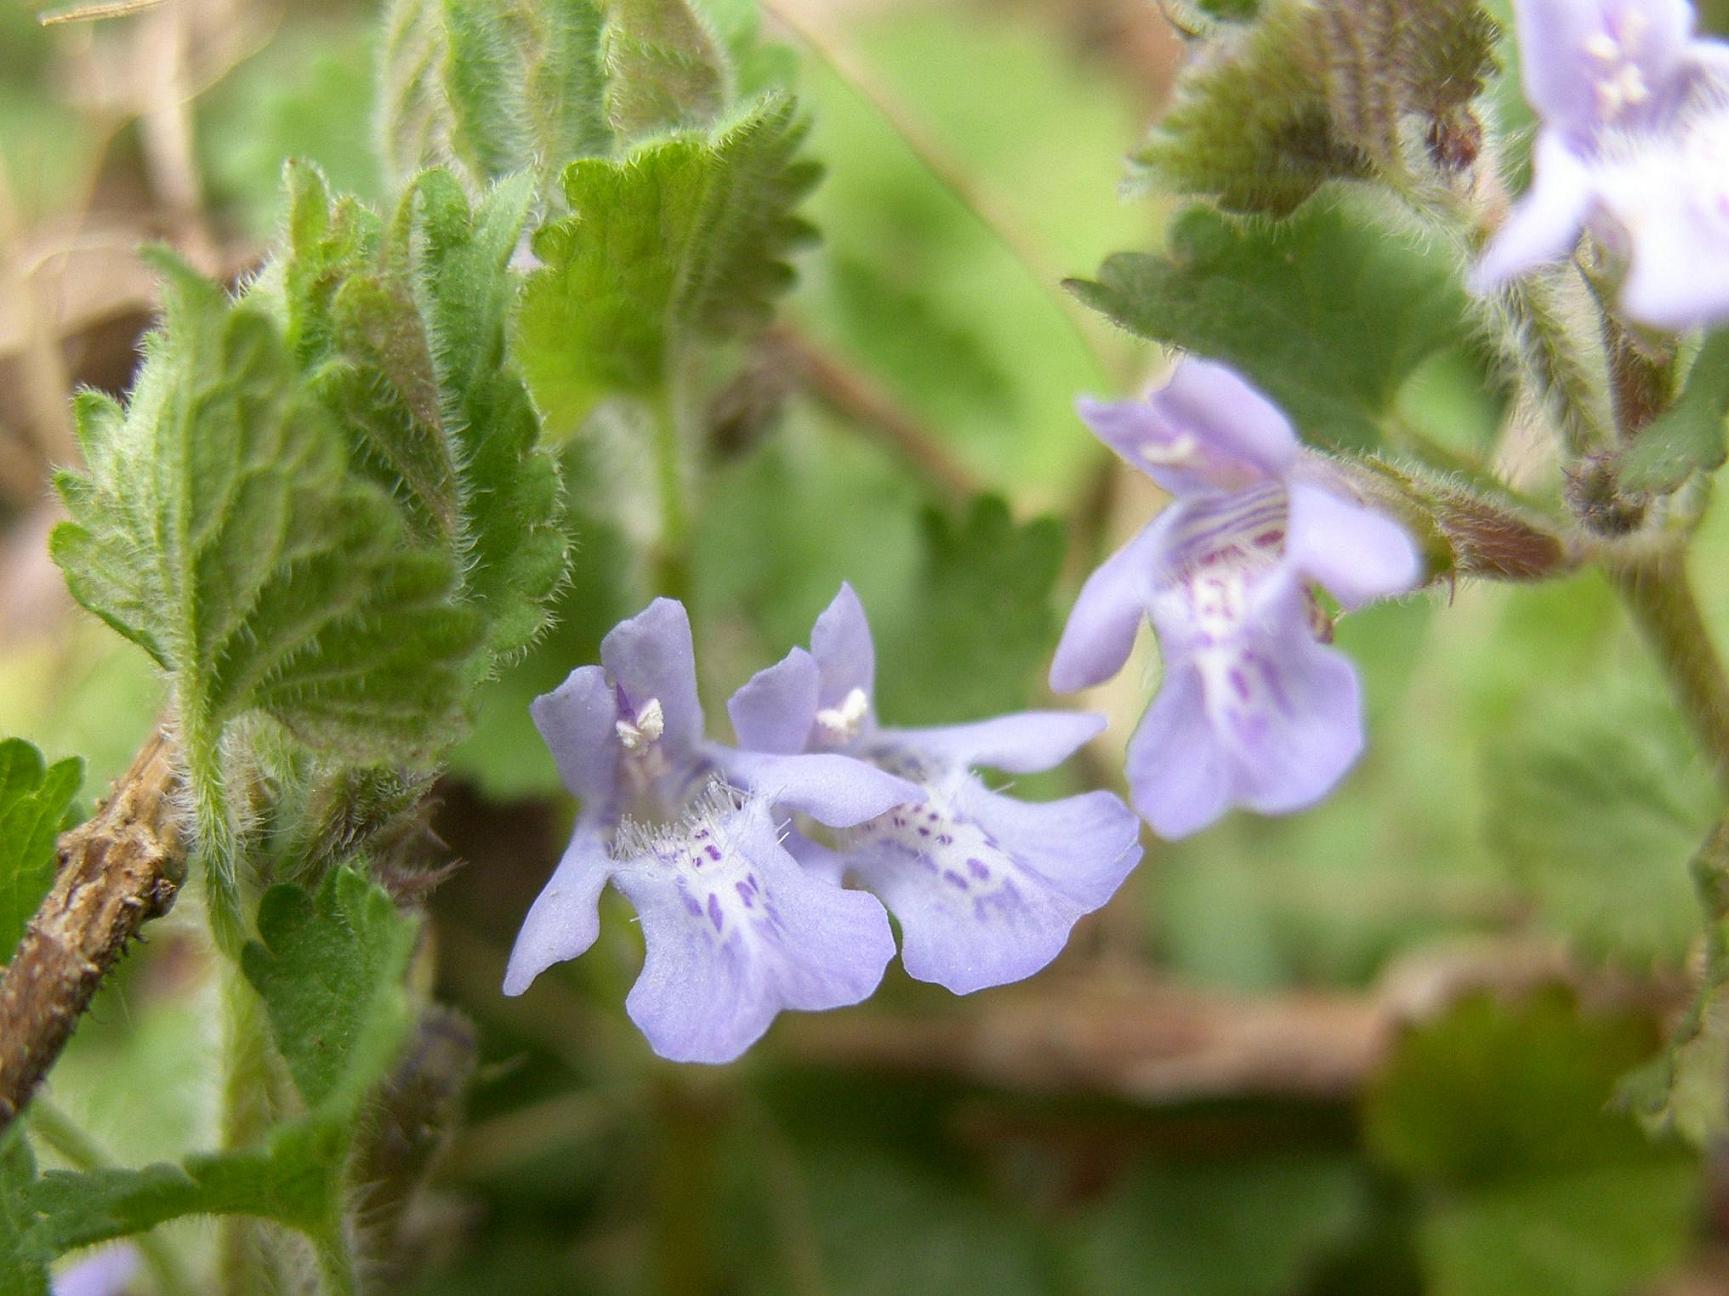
<box><xmin>1605</xmin><ymin>551</ymin><xmax>1729</xmax><ymax>794</ymax></box>
<box><xmin>0</xmin><ymin>727</ymin><xmax>186</xmax><ymax>1131</ymax></box>
<box><xmin>215</xmin><ymin>963</ymin><xmax>282</xmax><ymax>1296</ymax></box>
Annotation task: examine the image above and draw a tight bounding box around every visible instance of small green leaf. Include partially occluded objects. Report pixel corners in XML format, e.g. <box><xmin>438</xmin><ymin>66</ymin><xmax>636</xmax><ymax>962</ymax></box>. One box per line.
<box><xmin>0</xmin><ymin>1128</ymin><xmax>47</xmax><ymax>1296</ymax></box>
<box><xmin>380</xmin><ymin>0</ymin><xmax>611</xmax><ymax>194</ymax></box>
<box><xmin>879</xmin><ymin>497</ymin><xmax>1063</xmax><ymax>726</ymax></box>
<box><xmin>1068</xmin><ymin>200</ymin><xmax>1475</xmax><ymax>452</ymax></box>
<box><xmin>1620</xmin><ymin>330</ymin><xmax>1729</xmax><ymax>494</ymax></box>
<box><xmin>240</xmin><ymin>867</ymin><xmax>419</xmax><ymax>1112</ymax></box>
<box><xmin>0</xmin><ymin>740</ymin><xmax>82</xmax><ymax>965</ymax></box>
<box><xmin>1130</xmin><ymin>1</ymin><xmax>1366</xmax><ymax>217</ymax></box>
<box><xmin>516</xmin><ymin>93</ymin><xmax>819</xmax><ymax>431</ymax></box>
<box><xmin>51</xmin><ymin>256</ymin><xmax>484</xmax><ymax>767</ymax></box>
<box><xmin>602</xmin><ymin>0</ymin><xmax>732</xmax><ymax>142</ymax></box>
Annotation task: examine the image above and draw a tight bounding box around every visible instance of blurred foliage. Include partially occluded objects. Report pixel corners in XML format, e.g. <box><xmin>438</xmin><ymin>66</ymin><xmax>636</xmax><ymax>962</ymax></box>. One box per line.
<box><xmin>1</xmin><ymin>0</ymin><xmax>1728</xmax><ymax>1292</ymax></box>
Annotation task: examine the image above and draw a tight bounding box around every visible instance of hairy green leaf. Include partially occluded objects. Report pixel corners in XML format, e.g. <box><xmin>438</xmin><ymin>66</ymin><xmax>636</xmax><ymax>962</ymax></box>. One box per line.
<box><xmin>879</xmin><ymin>497</ymin><xmax>1063</xmax><ymax>726</ymax></box>
<box><xmin>51</xmin><ymin>256</ymin><xmax>483</xmax><ymax>768</ymax></box>
<box><xmin>241</xmin><ymin>868</ymin><xmax>418</xmax><ymax>1112</ymax></box>
<box><xmin>0</xmin><ymin>740</ymin><xmax>81</xmax><ymax>965</ymax></box>
<box><xmin>602</xmin><ymin>0</ymin><xmax>732</xmax><ymax>142</ymax></box>
<box><xmin>517</xmin><ymin>93</ymin><xmax>819</xmax><ymax>431</ymax></box>
<box><xmin>1068</xmin><ymin>201</ymin><xmax>1473</xmax><ymax>452</ymax></box>
<box><xmin>380</xmin><ymin>0</ymin><xmax>611</xmax><ymax>194</ymax></box>
<box><xmin>0</xmin><ymin>1129</ymin><xmax>47</xmax><ymax>1296</ymax></box>
<box><xmin>1620</xmin><ymin>330</ymin><xmax>1729</xmax><ymax>494</ymax></box>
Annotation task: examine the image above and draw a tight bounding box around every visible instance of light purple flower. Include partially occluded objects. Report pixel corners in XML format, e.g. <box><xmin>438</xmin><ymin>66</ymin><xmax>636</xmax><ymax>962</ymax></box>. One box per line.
<box><xmin>724</xmin><ymin>585</ymin><xmax>1143</xmax><ymax>995</ymax></box>
<box><xmin>505</xmin><ymin>599</ymin><xmax>917</xmax><ymax>1064</ymax></box>
<box><xmin>51</xmin><ymin>1247</ymin><xmax>138</xmax><ymax>1296</ymax></box>
<box><xmin>1475</xmin><ymin>0</ymin><xmax>1729</xmax><ymax>330</ymax></box>
<box><xmin>1049</xmin><ymin>359</ymin><xmax>1421</xmax><ymax>839</ymax></box>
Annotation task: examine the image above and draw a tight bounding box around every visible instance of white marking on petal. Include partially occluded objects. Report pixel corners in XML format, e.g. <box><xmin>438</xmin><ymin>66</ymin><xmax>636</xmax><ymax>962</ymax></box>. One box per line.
<box><xmin>815</xmin><ymin>687</ymin><xmax>871</xmax><ymax>745</ymax></box>
<box><xmin>843</xmin><ymin>790</ymin><xmax>1023</xmax><ymax>913</ymax></box>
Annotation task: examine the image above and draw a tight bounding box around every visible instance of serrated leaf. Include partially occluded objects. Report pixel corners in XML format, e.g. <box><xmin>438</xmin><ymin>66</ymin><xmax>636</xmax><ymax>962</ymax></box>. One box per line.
<box><xmin>878</xmin><ymin>496</ymin><xmax>1063</xmax><ymax>726</ymax></box>
<box><xmin>1131</xmin><ymin>1</ymin><xmax>1366</xmax><ymax>217</ymax></box>
<box><xmin>517</xmin><ymin>93</ymin><xmax>819</xmax><ymax>431</ymax></box>
<box><xmin>1620</xmin><ymin>330</ymin><xmax>1729</xmax><ymax>494</ymax></box>
<box><xmin>1068</xmin><ymin>200</ymin><xmax>1474</xmax><ymax>452</ymax></box>
<box><xmin>0</xmin><ymin>739</ymin><xmax>82</xmax><ymax>964</ymax></box>
<box><xmin>276</xmin><ymin>164</ymin><xmax>569</xmax><ymax>663</ymax></box>
<box><xmin>241</xmin><ymin>867</ymin><xmax>418</xmax><ymax>1112</ymax></box>
<box><xmin>51</xmin><ymin>257</ymin><xmax>484</xmax><ymax>767</ymax></box>
<box><xmin>0</xmin><ymin>1128</ymin><xmax>47</xmax><ymax>1296</ymax></box>
<box><xmin>602</xmin><ymin>0</ymin><xmax>732</xmax><ymax>142</ymax></box>
<box><xmin>380</xmin><ymin>0</ymin><xmax>611</xmax><ymax>194</ymax></box>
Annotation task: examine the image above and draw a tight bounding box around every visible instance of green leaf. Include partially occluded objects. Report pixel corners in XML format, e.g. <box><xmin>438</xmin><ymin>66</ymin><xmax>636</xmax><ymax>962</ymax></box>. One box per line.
<box><xmin>1483</xmin><ymin>687</ymin><xmax>1712</xmax><ymax>964</ymax></box>
<box><xmin>241</xmin><ymin>867</ymin><xmax>419</xmax><ymax>1112</ymax></box>
<box><xmin>878</xmin><ymin>497</ymin><xmax>1063</xmax><ymax>726</ymax></box>
<box><xmin>319</xmin><ymin>167</ymin><xmax>571</xmax><ymax>660</ymax></box>
<box><xmin>602</xmin><ymin>0</ymin><xmax>733</xmax><ymax>142</ymax></box>
<box><xmin>50</xmin><ymin>256</ymin><xmax>484</xmax><ymax>767</ymax></box>
<box><xmin>516</xmin><ymin>93</ymin><xmax>819</xmax><ymax>431</ymax></box>
<box><xmin>1620</xmin><ymin>330</ymin><xmax>1729</xmax><ymax>494</ymax></box>
<box><xmin>1068</xmin><ymin>200</ymin><xmax>1475</xmax><ymax>452</ymax></box>
<box><xmin>0</xmin><ymin>740</ymin><xmax>81</xmax><ymax>965</ymax></box>
<box><xmin>380</xmin><ymin>0</ymin><xmax>611</xmax><ymax>194</ymax></box>
<box><xmin>0</xmin><ymin>1129</ymin><xmax>47</xmax><ymax>1296</ymax></box>
<box><xmin>1130</xmin><ymin>1</ymin><xmax>1366</xmax><ymax>217</ymax></box>
<box><xmin>1073</xmin><ymin>1155</ymin><xmax>1365</xmax><ymax>1296</ymax></box>
<box><xmin>1418</xmin><ymin>1163</ymin><xmax>1697</xmax><ymax>1296</ymax></box>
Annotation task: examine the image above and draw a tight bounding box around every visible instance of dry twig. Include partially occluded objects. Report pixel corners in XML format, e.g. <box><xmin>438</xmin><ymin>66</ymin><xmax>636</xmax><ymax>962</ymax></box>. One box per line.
<box><xmin>0</xmin><ymin>725</ymin><xmax>188</xmax><ymax>1130</ymax></box>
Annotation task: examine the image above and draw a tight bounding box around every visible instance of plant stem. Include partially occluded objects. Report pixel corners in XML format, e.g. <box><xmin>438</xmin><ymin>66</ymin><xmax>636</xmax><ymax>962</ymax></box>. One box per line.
<box><xmin>29</xmin><ymin>1100</ymin><xmax>200</xmax><ymax>1296</ymax></box>
<box><xmin>215</xmin><ymin>965</ymin><xmax>279</xmax><ymax>1296</ymax></box>
<box><xmin>1605</xmin><ymin>550</ymin><xmax>1729</xmax><ymax>794</ymax></box>
<box><xmin>650</xmin><ymin>376</ymin><xmax>693</xmax><ymax>603</ymax></box>
<box><xmin>312</xmin><ymin>1223</ymin><xmax>360</xmax><ymax>1296</ymax></box>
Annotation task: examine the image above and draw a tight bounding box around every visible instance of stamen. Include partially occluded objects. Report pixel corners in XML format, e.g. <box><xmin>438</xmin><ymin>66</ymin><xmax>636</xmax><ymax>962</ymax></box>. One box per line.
<box><xmin>1138</xmin><ymin>432</ymin><xmax>1199</xmax><ymax>468</ymax></box>
<box><xmin>816</xmin><ymin>687</ymin><xmax>871</xmax><ymax>743</ymax></box>
<box><xmin>1585</xmin><ymin>32</ymin><xmax>1622</xmax><ymax>62</ymax></box>
<box><xmin>616</xmin><ymin>697</ymin><xmax>665</xmax><ymax>751</ymax></box>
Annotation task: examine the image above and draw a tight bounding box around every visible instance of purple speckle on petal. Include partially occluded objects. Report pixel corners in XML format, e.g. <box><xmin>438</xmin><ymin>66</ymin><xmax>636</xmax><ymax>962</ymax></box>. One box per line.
<box><xmin>707</xmin><ymin>892</ymin><xmax>724</xmax><ymax>933</ymax></box>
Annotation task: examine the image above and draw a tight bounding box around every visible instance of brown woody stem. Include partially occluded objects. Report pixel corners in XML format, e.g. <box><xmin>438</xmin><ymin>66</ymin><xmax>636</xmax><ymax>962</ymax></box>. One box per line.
<box><xmin>0</xmin><ymin>726</ymin><xmax>187</xmax><ymax>1130</ymax></box>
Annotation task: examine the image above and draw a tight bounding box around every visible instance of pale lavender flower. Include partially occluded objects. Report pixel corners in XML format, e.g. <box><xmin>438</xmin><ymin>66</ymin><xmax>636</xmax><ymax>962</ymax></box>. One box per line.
<box><xmin>505</xmin><ymin>599</ymin><xmax>919</xmax><ymax>1064</ymax></box>
<box><xmin>1049</xmin><ymin>359</ymin><xmax>1421</xmax><ymax>840</ymax></box>
<box><xmin>1476</xmin><ymin>0</ymin><xmax>1729</xmax><ymax>330</ymax></box>
<box><xmin>51</xmin><ymin>1247</ymin><xmax>139</xmax><ymax>1296</ymax></box>
<box><xmin>724</xmin><ymin>585</ymin><xmax>1143</xmax><ymax>995</ymax></box>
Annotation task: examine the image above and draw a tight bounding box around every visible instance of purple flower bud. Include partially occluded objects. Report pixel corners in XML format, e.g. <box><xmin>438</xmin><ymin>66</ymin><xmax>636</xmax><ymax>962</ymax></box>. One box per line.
<box><xmin>1050</xmin><ymin>359</ymin><xmax>1421</xmax><ymax>839</ymax></box>
<box><xmin>51</xmin><ymin>1247</ymin><xmax>139</xmax><ymax>1296</ymax></box>
<box><xmin>505</xmin><ymin>599</ymin><xmax>906</xmax><ymax>1064</ymax></box>
<box><xmin>1476</xmin><ymin>0</ymin><xmax>1729</xmax><ymax>330</ymax></box>
<box><xmin>723</xmin><ymin>585</ymin><xmax>1143</xmax><ymax>994</ymax></box>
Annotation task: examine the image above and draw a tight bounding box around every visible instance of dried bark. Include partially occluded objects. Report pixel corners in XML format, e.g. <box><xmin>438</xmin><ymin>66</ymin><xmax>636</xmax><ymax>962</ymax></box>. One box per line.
<box><xmin>0</xmin><ymin>726</ymin><xmax>188</xmax><ymax>1129</ymax></box>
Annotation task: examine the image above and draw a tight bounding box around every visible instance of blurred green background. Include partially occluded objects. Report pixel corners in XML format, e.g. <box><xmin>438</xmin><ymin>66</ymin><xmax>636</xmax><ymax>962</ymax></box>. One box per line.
<box><xmin>5</xmin><ymin>0</ymin><xmax>1729</xmax><ymax>1291</ymax></box>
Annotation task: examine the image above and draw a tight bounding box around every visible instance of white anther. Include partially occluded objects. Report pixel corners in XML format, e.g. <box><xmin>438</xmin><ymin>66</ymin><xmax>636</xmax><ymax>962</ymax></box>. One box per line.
<box><xmin>1585</xmin><ymin>32</ymin><xmax>1623</xmax><ymax>62</ymax></box>
<box><xmin>616</xmin><ymin>697</ymin><xmax>665</xmax><ymax>751</ymax></box>
<box><xmin>816</xmin><ymin>687</ymin><xmax>871</xmax><ymax>742</ymax></box>
<box><xmin>1139</xmin><ymin>433</ymin><xmax>1199</xmax><ymax>467</ymax></box>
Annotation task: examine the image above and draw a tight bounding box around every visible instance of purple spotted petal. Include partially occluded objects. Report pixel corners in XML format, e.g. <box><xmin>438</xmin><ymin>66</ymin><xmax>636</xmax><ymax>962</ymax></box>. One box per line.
<box><xmin>810</xmin><ymin>582</ymin><xmax>876</xmax><ymax>708</ymax></box>
<box><xmin>1285</xmin><ymin>480</ymin><xmax>1422</xmax><ymax>609</ymax></box>
<box><xmin>842</xmin><ymin>774</ymin><xmax>1141</xmax><ymax>994</ymax></box>
<box><xmin>600</xmin><ymin>598</ymin><xmax>705</xmax><ymax>759</ymax></box>
<box><xmin>530</xmin><ymin>665</ymin><xmax>621</xmax><ymax>814</ymax></box>
<box><xmin>52</xmin><ymin>1248</ymin><xmax>139</xmax><ymax>1296</ymax></box>
<box><xmin>729</xmin><ymin>648</ymin><xmax>821</xmax><ymax>755</ymax></box>
<box><xmin>1129</xmin><ymin>578</ymin><xmax>1365</xmax><ymax>837</ymax></box>
<box><xmin>719</xmin><ymin>749</ymin><xmax>924</xmax><ymax>827</ymax></box>
<box><xmin>614</xmin><ymin>799</ymin><xmax>893</xmax><ymax>1063</ymax></box>
<box><xmin>503</xmin><ymin>822</ymin><xmax>614</xmax><ymax>995</ymax></box>
<box><xmin>1473</xmin><ymin>132</ymin><xmax>1595</xmax><ymax>292</ymax></box>
<box><xmin>879</xmin><ymin>711</ymin><xmax>1106</xmax><ymax>775</ymax></box>
<box><xmin>1123</xmin><ymin>662</ymin><xmax>1234</xmax><ymax>839</ymax></box>
<box><xmin>1515</xmin><ymin>0</ymin><xmax>1694</xmax><ymax>134</ymax></box>
<box><xmin>1049</xmin><ymin>513</ymin><xmax>1174</xmax><ymax>693</ymax></box>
